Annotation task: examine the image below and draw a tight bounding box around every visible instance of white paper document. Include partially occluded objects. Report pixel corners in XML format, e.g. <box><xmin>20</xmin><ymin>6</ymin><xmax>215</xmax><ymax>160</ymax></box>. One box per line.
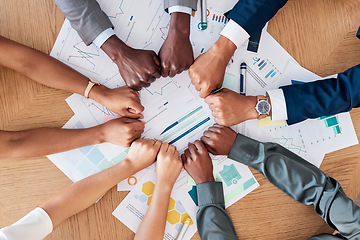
<box><xmin>113</xmin><ymin>166</ymin><xmax>198</xmax><ymax>240</ymax></box>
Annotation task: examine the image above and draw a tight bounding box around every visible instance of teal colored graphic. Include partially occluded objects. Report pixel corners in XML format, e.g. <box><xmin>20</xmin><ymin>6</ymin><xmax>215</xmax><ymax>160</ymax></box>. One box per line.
<box><xmin>188</xmin><ymin>185</ymin><xmax>198</xmax><ymax>206</ymax></box>
<box><xmin>219</xmin><ymin>164</ymin><xmax>242</xmax><ymax>187</ymax></box>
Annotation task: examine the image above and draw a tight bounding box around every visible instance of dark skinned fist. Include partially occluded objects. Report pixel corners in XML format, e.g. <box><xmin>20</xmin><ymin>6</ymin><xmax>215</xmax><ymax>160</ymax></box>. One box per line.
<box><xmin>181</xmin><ymin>140</ymin><xmax>215</xmax><ymax>184</ymax></box>
<box><xmin>201</xmin><ymin>124</ymin><xmax>237</xmax><ymax>155</ymax></box>
<box><xmin>101</xmin><ymin>35</ymin><xmax>161</xmax><ymax>90</ymax></box>
<box><xmin>159</xmin><ymin>12</ymin><xmax>194</xmax><ymax>78</ymax></box>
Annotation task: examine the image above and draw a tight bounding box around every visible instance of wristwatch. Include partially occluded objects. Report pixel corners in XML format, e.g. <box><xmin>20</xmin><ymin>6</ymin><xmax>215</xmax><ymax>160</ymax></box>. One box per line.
<box><xmin>255</xmin><ymin>95</ymin><xmax>271</xmax><ymax>119</ymax></box>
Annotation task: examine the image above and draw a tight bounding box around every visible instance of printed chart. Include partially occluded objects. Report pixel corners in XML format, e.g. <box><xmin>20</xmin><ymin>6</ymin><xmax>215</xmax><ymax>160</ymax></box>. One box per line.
<box><xmin>113</xmin><ymin>167</ymin><xmax>197</xmax><ymax>240</ymax></box>
<box><xmin>172</xmin><ymin>155</ymin><xmax>259</xmax><ymax>225</ymax></box>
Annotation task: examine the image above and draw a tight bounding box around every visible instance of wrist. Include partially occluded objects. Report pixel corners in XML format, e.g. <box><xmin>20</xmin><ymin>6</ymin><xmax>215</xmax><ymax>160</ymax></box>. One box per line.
<box><xmin>88</xmin><ymin>84</ymin><xmax>109</xmax><ymax>103</ymax></box>
<box><xmin>194</xmin><ymin>174</ymin><xmax>215</xmax><ymax>184</ymax></box>
<box><xmin>211</xmin><ymin>35</ymin><xmax>237</xmax><ymax>64</ymax></box>
<box><xmin>169</xmin><ymin>12</ymin><xmax>190</xmax><ymax>36</ymax></box>
<box><xmin>100</xmin><ymin>35</ymin><xmax>128</xmax><ymax>62</ymax></box>
<box><xmin>155</xmin><ymin>179</ymin><xmax>174</xmax><ymax>192</ymax></box>
<box><xmin>244</xmin><ymin>96</ymin><xmax>258</xmax><ymax>120</ymax></box>
<box><xmin>89</xmin><ymin>124</ymin><xmax>107</xmax><ymax>145</ymax></box>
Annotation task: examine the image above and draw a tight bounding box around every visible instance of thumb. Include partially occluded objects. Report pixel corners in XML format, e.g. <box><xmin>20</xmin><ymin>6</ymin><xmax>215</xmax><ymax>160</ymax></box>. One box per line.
<box><xmin>128</xmin><ymin>98</ymin><xmax>145</xmax><ymax>114</ymax></box>
<box><xmin>122</xmin><ymin>110</ymin><xmax>144</xmax><ymax>119</ymax></box>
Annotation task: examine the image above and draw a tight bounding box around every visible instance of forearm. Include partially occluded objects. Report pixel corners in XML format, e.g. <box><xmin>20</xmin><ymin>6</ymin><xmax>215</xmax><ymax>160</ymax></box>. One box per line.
<box><xmin>228</xmin><ymin>134</ymin><xmax>360</xmax><ymax>239</ymax></box>
<box><xmin>282</xmin><ymin>64</ymin><xmax>360</xmax><ymax>125</ymax></box>
<box><xmin>0</xmin><ymin>126</ymin><xmax>105</xmax><ymax>158</ymax></box>
<box><xmin>0</xmin><ymin>36</ymin><xmax>90</xmax><ymax>95</ymax></box>
<box><xmin>134</xmin><ymin>182</ymin><xmax>173</xmax><ymax>240</ymax></box>
<box><xmin>41</xmin><ymin>158</ymin><xmax>137</xmax><ymax>228</ymax></box>
<box><xmin>196</xmin><ymin>182</ymin><xmax>238</xmax><ymax>240</ymax></box>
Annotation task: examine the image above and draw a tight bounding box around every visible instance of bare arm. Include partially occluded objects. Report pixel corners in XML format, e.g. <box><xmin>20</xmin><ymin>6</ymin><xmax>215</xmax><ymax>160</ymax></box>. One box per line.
<box><xmin>41</xmin><ymin>138</ymin><xmax>162</xmax><ymax>228</ymax></box>
<box><xmin>0</xmin><ymin>36</ymin><xmax>144</xmax><ymax>117</ymax></box>
<box><xmin>135</xmin><ymin>143</ymin><xmax>183</xmax><ymax>240</ymax></box>
<box><xmin>0</xmin><ymin>118</ymin><xmax>145</xmax><ymax>158</ymax></box>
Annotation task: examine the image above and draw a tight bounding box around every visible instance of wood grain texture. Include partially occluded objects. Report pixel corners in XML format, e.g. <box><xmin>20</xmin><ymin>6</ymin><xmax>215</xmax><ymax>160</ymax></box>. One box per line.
<box><xmin>0</xmin><ymin>0</ymin><xmax>359</xmax><ymax>239</ymax></box>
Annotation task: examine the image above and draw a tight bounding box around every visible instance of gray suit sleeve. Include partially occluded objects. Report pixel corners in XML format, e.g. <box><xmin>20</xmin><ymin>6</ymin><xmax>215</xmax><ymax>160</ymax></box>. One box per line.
<box><xmin>196</xmin><ymin>181</ymin><xmax>239</xmax><ymax>240</ymax></box>
<box><xmin>163</xmin><ymin>0</ymin><xmax>197</xmax><ymax>12</ymax></box>
<box><xmin>228</xmin><ymin>134</ymin><xmax>360</xmax><ymax>240</ymax></box>
<box><xmin>53</xmin><ymin>0</ymin><xmax>113</xmax><ymax>45</ymax></box>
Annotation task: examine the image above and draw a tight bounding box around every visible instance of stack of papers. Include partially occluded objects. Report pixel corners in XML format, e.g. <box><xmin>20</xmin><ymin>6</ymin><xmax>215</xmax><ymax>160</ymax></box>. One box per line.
<box><xmin>48</xmin><ymin>0</ymin><xmax>358</xmax><ymax>239</ymax></box>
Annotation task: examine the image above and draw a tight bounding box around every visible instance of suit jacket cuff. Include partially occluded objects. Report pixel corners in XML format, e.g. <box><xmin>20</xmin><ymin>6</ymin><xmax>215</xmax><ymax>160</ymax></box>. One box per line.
<box><xmin>228</xmin><ymin>134</ymin><xmax>259</xmax><ymax>165</ymax></box>
<box><xmin>267</xmin><ymin>89</ymin><xmax>288</xmax><ymax>121</ymax></box>
<box><xmin>220</xmin><ymin>20</ymin><xmax>250</xmax><ymax>49</ymax></box>
<box><xmin>92</xmin><ymin>28</ymin><xmax>116</xmax><ymax>48</ymax></box>
<box><xmin>168</xmin><ymin>6</ymin><xmax>192</xmax><ymax>15</ymax></box>
<box><xmin>196</xmin><ymin>182</ymin><xmax>225</xmax><ymax>208</ymax></box>
<box><xmin>164</xmin><ymin>0</ymin><xmax>197</xmax><ymax>12</ymax></box>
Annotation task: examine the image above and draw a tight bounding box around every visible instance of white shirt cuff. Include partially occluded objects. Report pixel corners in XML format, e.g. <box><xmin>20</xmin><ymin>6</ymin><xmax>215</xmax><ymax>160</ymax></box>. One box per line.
<box><xmin>220</xmin><ymin>20</ymin><xmax>250</xmax><ymax>49</ymax></box>
<box><xmin>168</xmin><ymin>6</ymin><xmax>192</xmax><ymax>15</ymax></box>
<box><xmin>267</xmin><ymin>89</ymin><xmax>288</xmax><ymax>121</ymax></box>
<box><xmin>92</xmin><ymin>28</ymin><xmax>116</xmax><ymax>48</ymax></box>
<box><xmin>0</xmin><ymin>207</ymin><xmax>53</xmax><ymax>240</ymax></box>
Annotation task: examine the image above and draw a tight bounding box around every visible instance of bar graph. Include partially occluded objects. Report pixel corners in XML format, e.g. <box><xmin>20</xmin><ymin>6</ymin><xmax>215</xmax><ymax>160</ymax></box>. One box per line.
<box><xmin>211</xmin><ymin>14</ymin><xmax>229</xmax><ymax>24</ymax></box>
<box><xmin>160</xmin><ymin>106</ymin><xmax>212</xmax><ymax>146</ymax></box>
<box><xmin>318</xmin><ymin>115</ymin><xmax>342</xmax><ymax>135</ymax></box>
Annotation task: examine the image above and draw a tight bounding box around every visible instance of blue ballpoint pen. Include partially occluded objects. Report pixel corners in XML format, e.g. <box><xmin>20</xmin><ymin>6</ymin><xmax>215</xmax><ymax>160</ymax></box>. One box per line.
<box><xmin>240</xmin><ymin>62</ymin><xmax>247</xmax><ymax>95</ymax></box>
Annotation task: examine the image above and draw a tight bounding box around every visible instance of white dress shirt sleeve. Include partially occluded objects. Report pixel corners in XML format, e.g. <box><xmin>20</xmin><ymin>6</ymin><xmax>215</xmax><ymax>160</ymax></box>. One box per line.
<box><xmin>0</xmin><ymin>207</ymin><xmax>53</xmax><ymax>240</ymax></box>
<box><xmin>267</xmin><ymin>89</ymin><xmax>288</xmax><ymax>121</ymax></box>
<box><xmin>220</xmin><ymin>20</ymin><xmax>250</xmax><ymax>49</ymax></box>
<box><xmin>168</xmin><ymin>6</ymin><xmax>192</xmax><ymax>15</ymax></box>
<box><xmin>92</xmin><ymin>28</ymin><xmax>116</xmax><ymax>48</ymax></box>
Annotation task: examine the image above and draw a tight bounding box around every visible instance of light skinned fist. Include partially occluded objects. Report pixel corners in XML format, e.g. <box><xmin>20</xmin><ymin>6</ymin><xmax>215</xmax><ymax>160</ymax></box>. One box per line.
<box><xmin>126</xmin><ymin>138</ymin><xmax>162</xmax><ymax>172</ymax></box>
<box><xmin>188</xmin><ymin>36</ymin><xmax>236</xmax><ymax>98</ymax></box>
<box><xmin>100</xmin><ymin>117</ymin><xmax>145</xmax><ymax>147</ymax></box>
<box><xmin>205</xmin><ymin>88</ymin><xmax>258</xmax><ymax>126</ymax></box>
<box><xmin>201</xmin><ymin>124</ymin><xmax>237</xmax><ymax>156</ymax></box>
<box><xmin>156</xmin><ymin>142</ymin><xmax>183</xmax><ymax>187</ymax></box>
<box><xmin>181</xmin><ymin>140</ymin><xmax>214</xmax><ymax>184</ymax></box>
<box><xmin>90</xmin><ymin>85</ymin><xmax>145</xmax><ymax>119</ymax></box>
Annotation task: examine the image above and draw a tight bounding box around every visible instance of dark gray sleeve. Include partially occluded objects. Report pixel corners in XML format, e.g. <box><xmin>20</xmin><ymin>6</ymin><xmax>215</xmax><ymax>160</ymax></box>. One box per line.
<box><xmin>163</xmin><ymin>0</ymin><xmax>197</xmax><ymax>12</ymax></box>
<box><xmin>196</xmin><ymin>182</ymin><xmax>239</xmax><ymax>240</ymax></box>
<box><xmin>228</xmin><ymin>134</ymin><xmax>360</xmax><ymax>240</ymax></box>
<box><xmin>53</xmin><ymin>0</ymin><xmax>113</xmax><ymax>45</ymax></box>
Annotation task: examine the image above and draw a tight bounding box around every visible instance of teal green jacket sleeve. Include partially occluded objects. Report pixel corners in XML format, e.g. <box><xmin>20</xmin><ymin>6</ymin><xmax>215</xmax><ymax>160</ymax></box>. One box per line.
<box><xmin>228</xmin><ymin>134</ymin><xmax>360</xmax><ymax>239</ymax></box>
<box><xmin>196</xmin><ymin>181</ymin><xmax>239</xmax><ymax>240</ymax></box>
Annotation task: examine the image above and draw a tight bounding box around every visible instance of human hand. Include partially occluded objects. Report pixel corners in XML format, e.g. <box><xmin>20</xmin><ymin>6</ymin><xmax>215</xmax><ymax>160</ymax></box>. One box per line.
<box><xmin>205</xmin><ymin>88</ymin><xmax>258</xmax><ymax>126</ymax></box>
<box><xmin>159</xmin><ymin>12</ymin><xmax>194</xmax><ymax>78</ymax></box>
<box><xmin>188</xmin><ymin>36</ymin><xmax>236</xmax><ymax>98</ymax></box>
<box><xmin>101</xmin><ymin>35</ymin><xmax>161</xmax><ymax>90</ymax></box>
<box><xmin>100</xmin><ymin>117</ymin><xmax>145</xmax><ymax>147</ymax></box>
<box><xmin>156</xmin><ymin>142</ymin><xmax>182</xmax><ymax>187</ymax></box>
<box><xmin>181</xmin><ymin>140</ymin><xmax>214</xmax><ymax>184</ymax></box>
<box><xmin>201</xmin><ymin>124</ymin><xmax>237</xmax><ymax>155</ymax></box>
<box><xmin>90</xmin><ymin>85</ymin><xmax>144</xmax><ymax>118</ymax></box>
<box><xmin>126</xmin><ymin>138</ymin><xmax>162</xmax><ymax>171</ymax></box>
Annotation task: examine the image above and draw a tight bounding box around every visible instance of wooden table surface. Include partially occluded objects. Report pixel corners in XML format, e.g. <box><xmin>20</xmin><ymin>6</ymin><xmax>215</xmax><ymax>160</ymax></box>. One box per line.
<box><xmin>0</xmin><ymin>0</ymin><xmax>359</xmax><ymax>239</ymax></box>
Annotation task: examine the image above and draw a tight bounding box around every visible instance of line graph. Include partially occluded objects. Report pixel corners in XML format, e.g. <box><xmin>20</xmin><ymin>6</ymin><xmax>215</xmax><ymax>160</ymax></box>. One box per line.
<box><xmin>159</xmin><ymin>21</ymin><xmax>170</xmax><ymax>41</ymax></box>
<box><xmin>89</xmin><ymin>103</ymin><xmax>116</xmax><ymax>116</ymax></box>
<box><xmin>143</xmin><ymin>81</ymin><xmax>172</xmax><ymax>96</ymax></box>
<box><xmin>69</xmin><ymin>42</ymin><xmax>100</xmax><ymax>67</ymax></box>
<box><xmin>108</xmin><ymin>0</ymin><xmax>125</xmax><ymax>18</ymax></box>
<box><xmin>273</xmin><ymin>136</ymin><xmax>306</xmax><ymax>154</ymax></box>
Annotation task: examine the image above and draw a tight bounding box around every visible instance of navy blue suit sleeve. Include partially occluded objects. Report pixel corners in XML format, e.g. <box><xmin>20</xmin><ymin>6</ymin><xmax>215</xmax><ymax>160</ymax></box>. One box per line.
<box><xmin>281</xmin><ymin>64</ymin><xmax>360</xmax><ymax>125</ymax></box>
<box><xmin>224</xmin><ymin>0</ymin><xmax>288</xmax><ymax>37</ymax></box>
